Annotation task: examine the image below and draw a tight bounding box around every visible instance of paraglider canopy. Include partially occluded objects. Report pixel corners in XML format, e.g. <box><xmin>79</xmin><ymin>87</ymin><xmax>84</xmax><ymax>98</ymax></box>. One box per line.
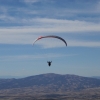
<box><xmin>33</xmin><ymin>35</ymin><xmax>67</xmax><ymax>46</ymax></box>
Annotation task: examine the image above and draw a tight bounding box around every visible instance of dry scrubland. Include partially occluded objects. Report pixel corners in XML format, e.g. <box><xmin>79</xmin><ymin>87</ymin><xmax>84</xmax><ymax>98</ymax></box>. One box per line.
<box><xmin>0</xmin><ymin>87</ymin><xmax>100</xmax><ymax>100</ymax></box>
<box><xmin>0</xmin><ymin>73</ymin><xmax>100</xmax><ymax>100</ymax></box>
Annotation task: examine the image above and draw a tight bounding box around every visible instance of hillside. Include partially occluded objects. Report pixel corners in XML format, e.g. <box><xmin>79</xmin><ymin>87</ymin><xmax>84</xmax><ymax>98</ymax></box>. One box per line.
<box><xmin>0</xmin><ymin>73</ymin><xmax>100</xmax><ymax>99</ymax></box>
<box><xmin>0</xmin><ymin>73</ymin><xmax>100</xmax><ymax>91</ymax></box>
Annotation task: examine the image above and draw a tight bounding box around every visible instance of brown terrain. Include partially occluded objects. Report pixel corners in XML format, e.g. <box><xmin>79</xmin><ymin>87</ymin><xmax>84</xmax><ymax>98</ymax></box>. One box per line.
<box><xmin>0</xmin><ymin>73</ymin><xmax>100</xmax><ymax>100</ymax></box>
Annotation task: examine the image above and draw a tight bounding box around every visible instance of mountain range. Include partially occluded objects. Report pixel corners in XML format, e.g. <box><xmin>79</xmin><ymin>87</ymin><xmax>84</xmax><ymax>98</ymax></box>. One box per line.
<box><xmin>0</xmin><ymin>73</ymin><xmax>100</xmax><ymax>99</ymax></box>
<box><xmin>0</xmin><ymin>73</ymin><xmax>100</xmax><ymax>91</ymax></box>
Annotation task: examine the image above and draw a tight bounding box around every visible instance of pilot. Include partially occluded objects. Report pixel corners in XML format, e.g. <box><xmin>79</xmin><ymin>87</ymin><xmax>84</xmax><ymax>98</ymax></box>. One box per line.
<box><xmin>47</xmin><ymin>61</ymin><xmax>52</xmax><ymax>66</ymax></box>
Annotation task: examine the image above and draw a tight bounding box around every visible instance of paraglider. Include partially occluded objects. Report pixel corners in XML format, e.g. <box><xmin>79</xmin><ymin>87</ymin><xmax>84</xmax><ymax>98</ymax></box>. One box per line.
<box><xmin>47</xmin><ymin>61</ymin><xmax>52</xmax><ymax>66</ymax></box>
<box><xmin>33</xmin><ymin>35</ymin><xmax>67</xmax><ymax>66</ymax></box>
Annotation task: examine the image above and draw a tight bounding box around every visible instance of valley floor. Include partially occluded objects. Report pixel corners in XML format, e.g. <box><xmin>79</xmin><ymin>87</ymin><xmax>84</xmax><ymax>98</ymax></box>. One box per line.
<box><xmin>0</xmin><ymin>87</ymin><xmax>100</xmax><ymax>100</ymax></box>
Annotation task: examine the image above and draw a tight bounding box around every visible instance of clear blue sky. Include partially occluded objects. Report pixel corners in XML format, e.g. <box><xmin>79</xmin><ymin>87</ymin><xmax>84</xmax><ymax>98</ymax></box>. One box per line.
<box><xmin>0</xmin><ymin>0</ymin><xmax>100</xmax><ymax>77</ymax></box>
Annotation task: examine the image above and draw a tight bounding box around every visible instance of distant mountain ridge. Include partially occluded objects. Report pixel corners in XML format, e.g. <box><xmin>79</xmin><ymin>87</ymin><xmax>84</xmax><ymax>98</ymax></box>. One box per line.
<box><xmin>0</xmin><ymin>73</ymin><xmax>100</xmax><ymax>92</ymax></box>
<box><xmin>0</xmin><ymin>75</ymin><xmax>23</xmax><ymax>79</ymax></box>
<box><xmin>92</xmin><ymin>76</ymin><xmax>100</xmax><ymax>79</ymax></box>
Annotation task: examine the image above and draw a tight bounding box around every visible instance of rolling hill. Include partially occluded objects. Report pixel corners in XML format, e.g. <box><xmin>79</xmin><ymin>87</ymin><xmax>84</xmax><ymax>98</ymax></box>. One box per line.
<box><xmin>0</xmin><ymin>73</ymin><xmax>100</xmax><ymax>91</ymax></box>
<box><xmin>0</xmin><ymin>73</ymin><xmax>100</xmax><ymax>99</ymax></box>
